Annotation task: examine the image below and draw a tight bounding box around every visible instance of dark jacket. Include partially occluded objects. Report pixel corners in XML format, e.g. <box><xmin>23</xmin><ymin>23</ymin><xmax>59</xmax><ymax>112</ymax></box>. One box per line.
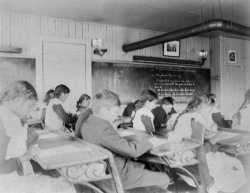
<box><xmin>152</xmin><ymin>106</ymin><xmax>176</xmax><ymax>136</ymax></box>
<box><xmin>79</xmin><ymin>115</ymin><xmax>153</xmax><ymax>189</ymax></box>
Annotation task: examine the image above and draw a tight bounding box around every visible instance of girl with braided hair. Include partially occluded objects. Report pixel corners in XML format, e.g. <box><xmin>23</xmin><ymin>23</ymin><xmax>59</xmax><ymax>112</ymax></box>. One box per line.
<box><xmin>166</xmin><ymin>96</ymin><xmax>203</xmax><ymax>143</ymax></box>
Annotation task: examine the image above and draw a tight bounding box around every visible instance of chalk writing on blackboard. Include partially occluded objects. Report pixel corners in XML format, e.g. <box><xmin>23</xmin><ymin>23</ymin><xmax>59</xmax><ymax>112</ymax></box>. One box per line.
<box><xmin>92</xmin><ymin>62</ymin><xmax>210</xmax><ymax>104</ymax></box>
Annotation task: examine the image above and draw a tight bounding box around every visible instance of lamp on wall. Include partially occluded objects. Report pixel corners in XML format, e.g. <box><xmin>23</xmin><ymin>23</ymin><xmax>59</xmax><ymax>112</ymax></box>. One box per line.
<box><xmin>92</xmin><ymin>38</ymin><xmax>108</xmax><ymax>56</ymax></box>
<box><xmin>198</xmin><ymin>49</ymin><xmax>208</xmax><ymax>65</ymax></box>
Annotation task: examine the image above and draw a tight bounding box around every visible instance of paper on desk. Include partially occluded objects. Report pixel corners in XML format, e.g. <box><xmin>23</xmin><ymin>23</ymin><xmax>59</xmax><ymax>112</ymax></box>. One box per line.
<box><xmin>148</xmin><ymin>137</ymin><xmax>168</xmax><ymax>148</ymax></box>
<box><xmin>118</xmin><ymin>130</ymin><xmax>135</xmax><ymax>137</ymax></box>
<box><xmin>36</xmin><ymin>144</ymin><xmax>91</xmax><ymax>158</ymax></box>
<box><xmin>210</xmin><ymin>131</ymin><xmax>239</xmax><ymax>144</ymax></box>
<box><xmin>39</xmin><ymin>133</ymin><xmax>59</xmax><ymax>140</ymax></box>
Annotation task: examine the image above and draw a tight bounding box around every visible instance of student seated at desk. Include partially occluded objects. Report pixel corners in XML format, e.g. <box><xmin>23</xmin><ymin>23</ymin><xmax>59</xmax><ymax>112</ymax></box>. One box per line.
<box><xmin>74</xmin><ymin>94</ymin><xmax>93</xmax><ymax>137</ymax></box>
<box><xmin>118</xmin><ymin>100</ymin><xmax>144</xmax><ymax>129</ymax></box>
<box><xmin>166</xmin><ymin>96</ymin><xmax>203</xmax><ymax>142</ymax></box>
<box><xmin>77</xmin><ymin>89</ymin><xmax>170</xmax><ymax>191</ymax></box>
<box><xmin>200</xmin><ymin>93</ymin><xmax>232</xmax><ymax>131</ymax></box>
<box><xmin>40</xmin><ymin>89</ymin><xmax>54</xmax><ymax>124</ymax></box>
<box><xmin>133</xmin><ymin>89</ymin><xmax>158</xmax><ymax>134</ymax></box>
<box><xmin>45</xmin><ymin>84</ymin><xmax>77</xmax><ymax>132</ymax></box>
<box><xmin>0</xmin><ymin>81</ymin><xmax>75</xmax><ymax>193</ymax></box>
<box><xmin>231</xmin><ymin>89</ymin><xmax>250</xmax><ymax>193</ymax></box>
<box><xmin>167</xmin><ymin>96</ymin><xmax>246</xmax><ymax>193</ymax></box>
<box><xmin>233</xmin><ymin>89</ymin><xmax>250</xmax><ymax>130</ymax></box>
<box><xmin>152</xmin><ymin>97</ymin><xmax>176</xmax><ymax>136</ymax></box>
<box><xmin>76</xmin><ymin>93</ymin><xmax>92</xmax><ymax>115</ymax></box>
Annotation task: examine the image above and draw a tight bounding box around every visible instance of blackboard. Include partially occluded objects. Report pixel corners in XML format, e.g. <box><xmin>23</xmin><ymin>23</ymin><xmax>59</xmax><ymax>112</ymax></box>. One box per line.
<box><xmin>92</xmin><ymin>62</ymin><xmax>155</xmax><ymax>103</ymax></box>
<box><xmin>153</xmin><ymin>68</ymin><xmax>210</xmax><ymax>103</ymax></box>
<box><xmin>92</xmin><ymin>62</ymin><xmax>210</xmax><ymax>104</ymax></box>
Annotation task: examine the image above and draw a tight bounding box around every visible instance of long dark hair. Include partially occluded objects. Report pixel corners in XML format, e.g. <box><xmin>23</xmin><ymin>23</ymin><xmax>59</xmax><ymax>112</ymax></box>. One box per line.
<box><xmin>140</xmin><ymin>89</ymin><xmax>158</xmax><ymax>103</ymax></box>
<box><xmin>53</xmin><ymin>84</ymin><xmax>70</xmax><ymax>98</ymax></box>
<box><xmin>43</xmin><ymin>89</ymin><xmax>54</xmax><ymax>105</ymax></box>
<box><xmin>76</xmin><ymin>94</ymin><xmax>91</xmax><ymax>112</ymax></box>
<box><xmin>171</xmin><ymin>96</ymin><xmax>202</xmax><ymax>130</ymax></box>
<box><xmin>158</xmin><ymin>96</ymin><xmax>174</xmax><ymax>106</ymax></box>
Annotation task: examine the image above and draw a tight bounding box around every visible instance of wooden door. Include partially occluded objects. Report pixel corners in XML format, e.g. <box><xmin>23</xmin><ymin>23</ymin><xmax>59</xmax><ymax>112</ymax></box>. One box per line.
<box><xmin>42</xmin><ymin>40</ymin><xmax>90</xmax><ymax>112</ymax></box>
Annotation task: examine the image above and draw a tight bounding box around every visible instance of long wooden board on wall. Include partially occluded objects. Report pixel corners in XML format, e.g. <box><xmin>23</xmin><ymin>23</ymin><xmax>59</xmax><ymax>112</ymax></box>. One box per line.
<box><xmin>92</xmin><ymin>61</ymin><xmax>210</xmax><ymax>104</ymax></box>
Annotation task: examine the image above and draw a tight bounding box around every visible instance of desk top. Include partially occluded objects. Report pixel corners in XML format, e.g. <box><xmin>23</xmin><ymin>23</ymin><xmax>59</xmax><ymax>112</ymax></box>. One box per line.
<box><xmin>206</xmin><ymin>130</ymin><xmax>250</xmax><ymax>156</ymax></box>
<box><xmin>150</xmin><ymin>139</ymin><xmax>200</xmax><ymax>156</ymax></box>
<box><xmin>117</xmin><ymin>128</ymin><xmax>200</xmax><ymax>167</ymax></box>
<box><xmin>33</xmin><ymin>131</ymin><xmax>110</xmax><ymax>170</ymax></box>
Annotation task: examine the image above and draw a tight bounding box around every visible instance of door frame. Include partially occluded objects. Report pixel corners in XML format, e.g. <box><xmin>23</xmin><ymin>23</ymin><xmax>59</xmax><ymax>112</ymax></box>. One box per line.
<box><xmin>38</xmin><ymin>37</ymin><xmax>91</xmax><ymax>99</ymax></box>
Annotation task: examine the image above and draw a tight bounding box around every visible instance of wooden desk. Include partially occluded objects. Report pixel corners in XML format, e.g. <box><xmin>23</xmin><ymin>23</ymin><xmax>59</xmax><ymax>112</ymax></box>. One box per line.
<box><xmin>118</xmin><ymin>129</ymin><xmax>202</xmax><ymax>191</ymax></box>
<box><xmin>210</xmin><ymin>130</ymin><xmax>250</xmax><ymax>157</ymax></box>
<box><xmin>145</xmin><ymin>140</ymin><xmax>201</xmax><ymax>190</ymax></box>
<box><xmin>33</xmin><ymin>130</ymin><xmax>124</xmax><ymax>193</ymax></box>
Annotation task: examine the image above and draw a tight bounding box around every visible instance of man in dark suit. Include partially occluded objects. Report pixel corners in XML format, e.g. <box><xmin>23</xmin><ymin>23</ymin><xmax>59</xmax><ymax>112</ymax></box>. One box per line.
<box><xmin>77</xmin><ymin>89</ymin><xmax>170</xmax><ymax>191</ymax></box>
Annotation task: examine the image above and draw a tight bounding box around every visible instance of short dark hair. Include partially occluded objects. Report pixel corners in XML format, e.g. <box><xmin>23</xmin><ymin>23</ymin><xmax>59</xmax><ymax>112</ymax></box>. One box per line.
<box><xmin>206</xmin><ymin>93</ymin><xmax>216</xmax><ymax>104</ymax></box>
<box><xmin>140</xmin><ymin>89</ymin><xmax>158</xmax><ymax>103</ymax></box>
<box><xmin>54</xmin><ymin>84</ymin><xmax>70</xmax><ymax>98</ymax></box>
<box><xmin>159</xmin><ymin>96</ymin><xmax>174</xmax><ymax>106</ymax></box>
<box><xmin>76</xmin><ymin>94</ymin><xmax>91</xmax><ymax>111</ymax></box>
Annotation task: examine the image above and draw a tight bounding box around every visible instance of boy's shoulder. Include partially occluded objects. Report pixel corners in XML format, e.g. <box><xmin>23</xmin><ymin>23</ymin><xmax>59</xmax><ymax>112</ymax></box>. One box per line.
<box><xmin>86</xmin><ymin>115</ymin><xmax>112</xmax><ymax>128</ymax></box>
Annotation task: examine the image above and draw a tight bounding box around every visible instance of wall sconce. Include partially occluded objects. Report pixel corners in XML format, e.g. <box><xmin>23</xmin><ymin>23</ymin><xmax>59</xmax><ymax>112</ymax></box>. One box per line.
<box><xmin>198</xmin><ymin>49</ymin><xmax>208</xmax><ymax>65</ymax></box>
<box><xmin>93</xmin><ymin>48</ymin><xmax>108</xmax><ymax>56</ymax></box>
<box><xmin>92</xmin><ymin>38</ymin><xmax>108</xmax><ymax>56</ymax></box>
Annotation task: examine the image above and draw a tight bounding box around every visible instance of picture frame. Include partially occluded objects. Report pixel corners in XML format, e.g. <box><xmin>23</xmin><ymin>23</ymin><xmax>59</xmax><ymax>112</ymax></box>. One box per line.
<box><xmin>228</xmin><ymin>50</ymin><xmax>237</xmax><ymax>64</ymax></box>
<box><xmin>163</xmin><ymin>40</ymin><xmax>180</xmax><ymax>57</ymax></box>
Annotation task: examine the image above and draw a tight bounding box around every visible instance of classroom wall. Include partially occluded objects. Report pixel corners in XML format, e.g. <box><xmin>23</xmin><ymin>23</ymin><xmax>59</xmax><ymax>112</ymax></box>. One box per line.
<box><xmin>210</xmin><ymin>36</ymin><xmax>250</xmax><ymax>118</ymax></box>
<box><xmin>0</xmin><ymin>12</ymin><xmax>210</xmax><ymax>99</ymax></box>
<box><xmin>0</xmin><ymin>12</ymin><xmax>210</xmax><ymax>62</ymax></box>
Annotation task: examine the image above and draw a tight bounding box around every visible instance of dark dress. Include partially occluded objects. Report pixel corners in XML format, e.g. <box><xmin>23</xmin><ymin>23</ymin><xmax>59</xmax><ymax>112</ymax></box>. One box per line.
<box><xmin>152</xmin><ymin>106</ymin><xmax>176</xmax><ymax>136</ymax></box>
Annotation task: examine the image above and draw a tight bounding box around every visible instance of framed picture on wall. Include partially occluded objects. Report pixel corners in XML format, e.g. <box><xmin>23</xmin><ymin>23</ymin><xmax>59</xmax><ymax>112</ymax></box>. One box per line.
<box><xmin>228</xmin><ymin>50</ymin><xmax>237</xmax><ymax>64</ymax></box>
<box><xmin>163</xmin><ymin>40</ymin><xmax>180</xmax><ymax>57</ymax></box>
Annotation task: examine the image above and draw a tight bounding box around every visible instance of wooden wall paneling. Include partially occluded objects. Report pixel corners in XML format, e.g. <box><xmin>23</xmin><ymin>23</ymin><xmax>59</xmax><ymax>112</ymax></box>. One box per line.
<box><xmin>68</xmin><ymin>20</ymin><xmax>76</xmax><ymax>39</ymax></box>
<box><xmin>209</xmin><ymin>37</ymin><xmax>221</xmax><ymax>105</ymax></box>
<box><xmin>0</xmin><ymin>12</ymin><xmax>211</xmax><ymax>62</ymax></box>
<box><xmin>245</xmin><ymin>43</ymin><xmax>250</xmax><ymax>89</ymax></box>
<box><xmin>81</xmin><ymin>22</ymin><xmax>90</xmax><ymax>42</ymax></box>
<box><xmin>75</xmin><ymin>22</ymin><xmax>83</xmax><ymax>40</ymax></box>
<box><xmin>0</xmin><ymin>13</ymin><xmax>11</xmax><ymax>46</ymax></box>
<box><xmin>180</xmin><ymin>38</ymin><xmax>187</xmax><ymax>59</ymax></box>
<box><xmin>0</xmin><ymin>12</ymin><xmax>211</xmax><ymax>100</ymax></box>
<box><xmin>41</xmin><ymin>16</ymin><xmax>57</xmax><ymax>36</ymax></box>
<box><xmin>218</xmin><ymin>37</ymin><xmax>246</xmax><ymax>117</ymax></box>
<box><xmin>55</xmin><ymin>18</ymin><xmax>69</xmax><ymax>38</ymax></box>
